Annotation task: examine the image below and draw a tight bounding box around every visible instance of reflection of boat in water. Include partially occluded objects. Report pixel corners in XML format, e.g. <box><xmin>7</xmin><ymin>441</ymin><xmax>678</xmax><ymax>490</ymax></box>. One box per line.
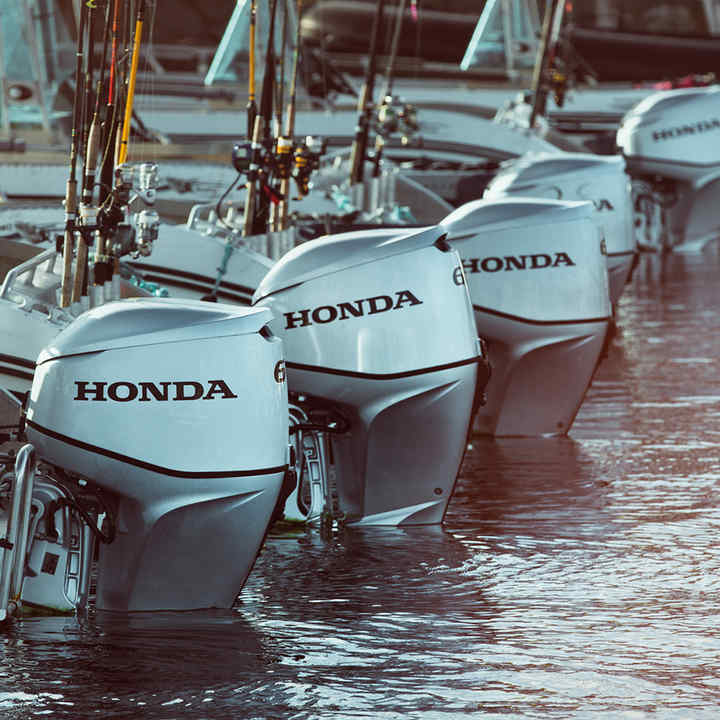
<box><xmin>259</xmin><ymin>523</ymin><xmax>489</xmax><ymax>618</ymax></box>
<box><xmin>12</xmin><ymin>609</ymin><xmax>271</xmax><ymax>701</ymax></box>
<box><xmin>450</xmin><ymin>436</ymin><xmax>621</xmax><ymax>539</ymax></box>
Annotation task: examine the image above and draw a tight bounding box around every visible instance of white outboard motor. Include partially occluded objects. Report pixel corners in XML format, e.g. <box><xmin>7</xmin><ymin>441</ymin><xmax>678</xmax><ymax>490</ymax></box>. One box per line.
<box><xmin>484</xmin><ymin>152</ymin><xmax>636</xmax><ymax>307</ymax></box>
<box><xmin>440</xmin><ymin>198</ymin><xmax>611</xmax><ymax>437</ymax></box>
<box><xmin>617</xmin><ymin>85</ymin><xmax>720</xmax><ymax>252</ymax></box>
<box><xmin>18</xmin><ymin>298</ymin><xmax>287</xmax><ymax>612</ymax></box>
<box><xmin>253</xmin><ymin>226</ymin><xmax>490</xmax><ymax>526</ymax></box>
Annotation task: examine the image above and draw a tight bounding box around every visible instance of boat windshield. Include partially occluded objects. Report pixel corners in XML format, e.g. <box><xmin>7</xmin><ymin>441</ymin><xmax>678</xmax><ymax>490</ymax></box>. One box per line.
<box><xmin>205</xmin><ymin>0</ymin><xmax>298</xmax><ymax>87</ymax></box>
<box><xmin>460</xmin><ymin>0</ymin><xmax>540</xmax><ymax>73</ymax></box>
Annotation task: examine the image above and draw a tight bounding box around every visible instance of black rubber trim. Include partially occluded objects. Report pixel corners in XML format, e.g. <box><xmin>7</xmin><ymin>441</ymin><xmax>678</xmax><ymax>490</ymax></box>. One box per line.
<box><xmin>253</xmin><ymin>281</ymin><xmax>305</xmax><ymax>304</ymax></box>
<box><xmin>139</xmin><ymin>272</ymin><xmax>252</xmax><ymax>304</ymax></box>
<box><xmin>324</xmin><ymin>135</ymin><xmax>513</xmax><ymax>161</ymax></box>
<box><xmin>26</xmin><ymin>419</ymin><xmax>287</xmax><ymax>479</ymax></box>
<box><xmin>627</xmin><ymin>155</ymin><xmax>720</xmax><ymax>170</ymax></box>
<box><xmin>434</xmin><ymin>234</ymin><xmax>452</xmax><ymax>252</ymax></box>
<box><xmin>286</xmin><ymin>354</ymin><xmax>486</xmax><ymax>380</ymax></box>
<box><xmin>0</xmin><ymin>365</ymin><xmax>34</xmax><ymax>382</ymax></box>
<box><xmin>0</xmin><ymin>353</ymin><xmax>35</xmax><ymax>370</ymax></box>
<box><xmin>473</xmin><ymin>305</ymin><xmax>610</xmax><ymax>326</ymax></box>
<box><xmin>9</xmin><ymin>390</ymin><xmax>28</xmax><ymax>404</ymax></box>
<box><xmin>36</xmin><ymin>350</ymin><xmax>107</xmax><ymax>367</ymax></box>
<box><xmin>128</xmin><ymin>263</ymin><xmax>257</xmax><ymax>296</ymax></box>
<box><xmin>607</xmin><ymin>250</ymin><xmax>637</xmax><ymax>259</ymax></box>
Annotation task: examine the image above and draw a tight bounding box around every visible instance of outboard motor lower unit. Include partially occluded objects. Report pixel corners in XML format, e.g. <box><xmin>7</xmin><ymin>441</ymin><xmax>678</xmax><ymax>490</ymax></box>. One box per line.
<box><xmin>21</xmin><ymin>299</ymin><xmax>287</xmax><ymax>612</ymax></box>
<box><xmin>441</xmin><ymin>198</ymin><xmax>611</xmax><ymax>437</ymax></box>
<box><xmin>253</xmin><ymin>226</ymin><xmax>490</xmax><ymax>526</ymax></box>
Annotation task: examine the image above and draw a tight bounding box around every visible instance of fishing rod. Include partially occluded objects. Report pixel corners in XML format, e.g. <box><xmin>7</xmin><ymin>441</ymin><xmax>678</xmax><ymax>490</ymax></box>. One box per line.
<box><xmin>79</xmin><ymin>1</ymin><xmax>96</xmax><ymax>189</ymax></box>
<box><xmin>71</xmin><ymin>0</ymin><xmax>99</xmax><ymax>303</ymax></box>
<box><xmin>348</xmin><ymin>0</ymin><xmax>385</xmax><ymax>186</ymax></box>
<box><xmin>98</xmin><ymin>0</ymin><xmax>121</xmax><ymax>207</ymax></box>
<box><xmin>380</xmin><ymin>0</ymin><xmax>407</xmax><ymax>107</ymax></box>
<box><xmin>529</xmin><ymin>0</ymin><xmax>566</xmax><ymax>130</ymax></box>
<box><xmin>94</xmin><ymin>0</ymin><xmax>127</xmax><ymax>297</ymax></box>
<box><xmin>247</xmin><ymin>0</ymin><xmax>257</xmax><ymax>140</ymax></box>
<box><xmin>112</xmin><ymin>0</ymin><xmax>133</xmax><ymax>166</ymax></box>
<box><xmin>259</xmin><ymin>0</ymin><xmax>279</xmax><ymax>156</ymax></box>
<box><xmin>275</xmin><ymin>0</ymin><xmax>289</xmax><ymax>137</ymax></box>
<box><xmin>243</xmin><ymin>0</ymin><xmax>279</xmax><ymax>236</ymax></box>
<box><xmin>117</xmin><ymin>0</ymin><xmax>146</xmax><ymax>166</ymax></box>
<box><xmin>60</xmin><ymin>0</ymin><xmax>89</xmax><ymax>307</ymax></box>
<box><xmin>241</xmin><ymin>114</ymin><xmax>265</xmax><ymax>237</ymax></box>
<box><xmin>269</xmin><ymin>0</ymin><xmax>290</xmax><ymax>232</ymax></box>
<box><xmin>250</xmin><ymin>0</ymin><xmax>279</xmax><ymax>236</ymax></box>
<box><xmin>90</xmin><ymin>0</ymin><xmax>158</xmax><ymax>279</ymax></box>
<box><xmin>82</xmin><ymin>0</ymin><xmax>113</xmax><ymax>209</ymax></box>
<box><xmin>84</xmin><ymin>0</ymin><xmax>116</xmax><ymax>291</ymax></box>
<box><xmin>275</xmin><ymin>0</ymin><xmax>302</xmax><ymax>231</ymax></box>
<box><xmin>372</xmin><ymin>0</ymin><xmax>407</xmax><ymax>179</ymax></box>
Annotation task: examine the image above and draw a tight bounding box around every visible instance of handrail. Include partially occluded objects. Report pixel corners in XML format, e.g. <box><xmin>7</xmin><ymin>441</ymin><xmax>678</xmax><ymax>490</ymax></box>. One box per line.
<box><xmin>9</xmin><ymin>446</ymin><xmax>36</xmax><ymax>605</ymax></box>
<box><xmin>0</xmin><ymin>444</ymin><xmax>37</xmax><ymax>621</ymax></box>
<box><xmin>0</xmin><ymin>248</ymin><xmax>56</xmax><ymax>301</ymax></box>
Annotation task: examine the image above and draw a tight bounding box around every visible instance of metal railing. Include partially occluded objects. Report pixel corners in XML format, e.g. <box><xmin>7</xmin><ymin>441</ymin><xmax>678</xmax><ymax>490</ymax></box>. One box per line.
<box><xmin>0</xmin><ymin>444</ymin><xmax>37</xmax><ymax>621</ymax></box>
<box><xmin>0</xmin><ymin>247</ymin><xmax>56</xmax><ymax>301</ymax></box>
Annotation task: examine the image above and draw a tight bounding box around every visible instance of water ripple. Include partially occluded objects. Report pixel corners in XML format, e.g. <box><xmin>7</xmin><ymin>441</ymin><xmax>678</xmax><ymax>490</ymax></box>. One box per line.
<box><xmin>2</xmin><ymin>248</ymin><xmax>720</xmax><ymax>717</ymax></box>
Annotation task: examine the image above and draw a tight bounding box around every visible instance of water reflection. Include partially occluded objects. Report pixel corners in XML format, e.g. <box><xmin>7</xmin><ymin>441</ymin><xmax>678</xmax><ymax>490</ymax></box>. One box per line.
<box><xmin>1</xmin><ymin>611</ymin><xmax>271</xmax><ymax>717</ymax></box>
<box><xmin>2</xmin><ymin>244</ymin><xmax>720</xmax><ymax>718</ymax></box>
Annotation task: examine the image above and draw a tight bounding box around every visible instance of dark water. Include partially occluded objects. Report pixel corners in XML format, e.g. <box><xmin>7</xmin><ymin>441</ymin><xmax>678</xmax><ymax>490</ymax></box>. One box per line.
<box><xmin>2</xmin><ymin>246</ymin><xmax>720</xmax><ymax>719</ymax></box>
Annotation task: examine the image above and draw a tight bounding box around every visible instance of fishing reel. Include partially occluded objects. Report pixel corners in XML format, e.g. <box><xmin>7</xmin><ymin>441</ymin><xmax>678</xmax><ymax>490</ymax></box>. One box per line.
<box><xmin>113</xmin><ymin>206</ymin><xmax>159</xmax><ymax>261</ymax></box>
<box><xmin>134</xmin><ymin>209</ymin><xmax>159</xmax><ymax>257</ymax></box>
<box><xmin>551</xmin><ymin>69</ymin><xmax>568</xmax><ymax>107</ymax></box>
<box><xmin>95</xmin><ymin>163</ymin><xmax>160</xmax><ymax>261</ymax></box>
<box><xmin>232</xmin><ymin>139</ymin><xmax>275</xmax><ymax>182</ymax></box>
<box><xmin>136</xmin><ymin>162</ymin><xmax>159</xmax><ymax>205</ymax></box>
<box><xmin>274</xmin><ymin>136</ymin><xmax>294</xmax><ymax>180</ymax></box>
<box><xmin>399</xmin><ymin>103</ymin><xmax>420</xmax><ymax>145</ymax></box>
<box><xmin>293</xmin><ymin>136</ymin><xmax>326</xmax><ymax>197</ymax></box>
<box><xmin>375</xmin><ymin>96</ymin><xmax>420</xmax><ymax>146</ymax></box>
<box><xmin>232</xmin><ymin>142</ymin><xmax>252</xmax><ymax>174</ymax></box>
<box><xmin>104</xmin><ymin>162</ymin><xmax>159</xmax><ymax>208</ymax></box>
<box><xmin>97</xmin><ymin>164</ymin><xmax>135</xmax><ymax>230</ymax></box>
<box><xmin>113</xmin><ymin>164</ymin><xmax>136</xmax><ymax>206</ymax></box>
<box><xmin>78</xmin><ymin>202</ymin><xmax>100</xmax><ymax>230</ymax></box>
<box><xmin>376</xmin><ymin>95</ymin><xmax>401</xmax><ymax>137</ymax></box>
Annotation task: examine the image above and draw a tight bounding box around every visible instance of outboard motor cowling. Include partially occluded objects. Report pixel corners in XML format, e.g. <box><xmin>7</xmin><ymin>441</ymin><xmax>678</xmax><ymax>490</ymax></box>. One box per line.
<box><xmin>617</xmin><ymin>85</ymin><xmax>720</xmax><ymax>252</ymax></box>
<box><xmin>441</xmin><ymin>198</ymin><xmax>611</xmax><ymax>437</ymax></box>
<box><xmin>253</xmin><ymin>226</ymin><xmax>490</xmax><ymax>526</ymax></box>
<box><xmin>25</xmin><ymin>298</ymin><xmax>288</xmax><ymax>612</ymax></box>
<box><xmin>484</xmin><ymin>152</ymin><xmax>636</xmax><ymax>306</ymax></box>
